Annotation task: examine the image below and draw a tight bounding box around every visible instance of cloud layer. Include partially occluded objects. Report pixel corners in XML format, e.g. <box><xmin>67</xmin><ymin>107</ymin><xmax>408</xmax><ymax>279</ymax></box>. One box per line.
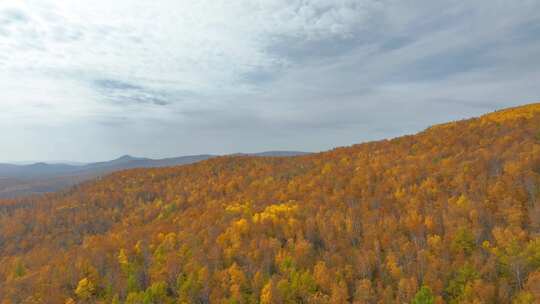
<box><xmin>1</xmin><ymin>0</ymin><xmax>539</xmax><ymax>161</ymax></box>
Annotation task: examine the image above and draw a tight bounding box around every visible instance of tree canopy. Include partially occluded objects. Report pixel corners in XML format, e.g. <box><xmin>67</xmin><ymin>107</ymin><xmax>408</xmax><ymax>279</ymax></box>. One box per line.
<box><xmin>1</xmin><ymin>103</ymin><xmax>540</xmax><ymax>303</ymax></box>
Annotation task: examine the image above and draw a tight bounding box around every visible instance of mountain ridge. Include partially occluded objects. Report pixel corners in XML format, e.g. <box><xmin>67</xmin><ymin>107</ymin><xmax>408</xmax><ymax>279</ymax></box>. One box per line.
<box><xmin>1</xmin><ymin>103</ymin><xmax>540</xmax><ymax>302</ymax></box>
<box><xmin>0</xmin><ymin>151</ymin><xmax>309</xmax><ymax>198</ymax></box>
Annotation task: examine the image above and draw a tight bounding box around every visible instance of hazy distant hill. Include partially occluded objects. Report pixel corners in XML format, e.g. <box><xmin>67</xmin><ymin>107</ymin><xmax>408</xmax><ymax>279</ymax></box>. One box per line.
<box><xmin>0</xmin><ymin>151</ymin><xmax>308</xmax><ymax>198</ymax></box>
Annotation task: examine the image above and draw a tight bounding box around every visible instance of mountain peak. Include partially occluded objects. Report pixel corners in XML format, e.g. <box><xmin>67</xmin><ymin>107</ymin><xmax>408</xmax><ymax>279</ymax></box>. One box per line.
<box><xmin>115</xmin><ymin>155</ymin><xmax>138</xmax><ymax>161</ymax></box>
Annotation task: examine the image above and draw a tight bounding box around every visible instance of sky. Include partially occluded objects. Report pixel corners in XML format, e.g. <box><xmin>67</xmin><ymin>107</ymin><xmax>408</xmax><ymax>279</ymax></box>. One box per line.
<box><xmin>0</xmin><ymin>0</ymin><xmax>539</xmax><ymax>162</ymax></box>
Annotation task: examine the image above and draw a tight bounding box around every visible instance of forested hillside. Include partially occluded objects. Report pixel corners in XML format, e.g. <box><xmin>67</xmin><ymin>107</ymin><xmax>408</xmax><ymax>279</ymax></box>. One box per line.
<box><xmin>1</xmin><ymin>104</ymin><xmax>540</xmax><ymax>303</ymax></box>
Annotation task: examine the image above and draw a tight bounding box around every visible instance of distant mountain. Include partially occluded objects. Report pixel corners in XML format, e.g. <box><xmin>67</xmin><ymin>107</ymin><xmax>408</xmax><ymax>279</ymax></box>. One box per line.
<box><xmin>0</xmin><ymin>151</ymin><xmax>308</xmax><ymax>198</ymax></box>
<box><xmin>0</xmin><ymin>162</ymin><xmax>80</xmax><ymax>179</ymax></box>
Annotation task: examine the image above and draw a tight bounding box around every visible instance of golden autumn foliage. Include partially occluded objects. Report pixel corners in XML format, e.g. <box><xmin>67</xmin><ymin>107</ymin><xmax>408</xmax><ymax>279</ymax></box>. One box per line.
<box><xmin>75</xmin><ymin>277</ymin><xmax>96</xmax><ymax>300</ymax></box>
<box><xmin>483</xmin><ymin>103</ymin><xmax>540</xmax><ymax>123</ymax></box>
<box><xmin>1</xmin><ymin>103</ymin><xmax>540</xmax><ymax>303</ymax></box>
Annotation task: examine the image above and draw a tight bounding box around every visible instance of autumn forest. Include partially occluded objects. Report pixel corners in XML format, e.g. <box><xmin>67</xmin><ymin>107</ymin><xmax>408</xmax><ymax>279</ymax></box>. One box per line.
<box><xmin>1</xmin><ymin>103</ymin><xmax>540</xmax><ymax>303</ymax></box>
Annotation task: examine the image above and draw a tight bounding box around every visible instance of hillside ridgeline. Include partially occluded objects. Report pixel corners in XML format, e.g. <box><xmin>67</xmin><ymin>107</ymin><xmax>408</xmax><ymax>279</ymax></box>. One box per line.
<box><xmin>1</xmin><ymin>103</ymin><xmax>540</xmax><ymax>303</ymax></box>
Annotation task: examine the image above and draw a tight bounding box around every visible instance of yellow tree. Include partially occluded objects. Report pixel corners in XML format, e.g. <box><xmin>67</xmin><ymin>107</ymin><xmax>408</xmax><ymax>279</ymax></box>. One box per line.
<box><xmin>75</xmin><ymin>278</ymin><xmax>95</xmax><ymax>301</ymax></box>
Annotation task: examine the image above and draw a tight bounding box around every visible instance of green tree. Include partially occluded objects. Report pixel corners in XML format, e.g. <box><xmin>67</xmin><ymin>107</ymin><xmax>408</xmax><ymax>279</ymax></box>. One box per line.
<box><xmin>177</xmin><ymin>272</ymin><xmax>202</xmax><ymax>303</ymax></box>
<box><xmin>142</xmin><ymin>281</ymin><xmax>170</xmax><ymax>304</ymax></box>
<box><xmin>13</xmin><ymin>258</ymin><xmax>25</xmax><ymax>278</ymax></box>
<box><xmin>451</xmin><ymin>227</ymin><xmax>476</xmax><ymax>255</ymax></box>
<box><xmin>445</xmin><ymin>265</ymin><xmax>478</xmax><ymax>304</ymax></box>
<box><xmin>412</xmin><ymin>286</ymin><xmax>435</xmax><ymax>304</ymax></box>
<box><xmin>128</xmin><ymin>272</ymin><xmax>141</xmax><ymax>293</ymax></box>
<box><xmin>125</xmin><ymin>292</ymin><xmax>145</xmax><ymax>304</ymax></box>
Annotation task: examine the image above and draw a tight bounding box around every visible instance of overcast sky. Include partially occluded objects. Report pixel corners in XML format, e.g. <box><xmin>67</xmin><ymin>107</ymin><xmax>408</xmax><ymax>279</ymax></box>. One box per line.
<box><xmin>1</xmin><ymin>0</ymin><xmax>539</xmax><ymax>162</ymax></box>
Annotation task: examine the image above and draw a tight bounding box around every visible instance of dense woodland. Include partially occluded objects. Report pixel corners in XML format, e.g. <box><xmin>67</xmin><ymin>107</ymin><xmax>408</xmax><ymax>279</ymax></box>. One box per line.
<box><xmin>1</xmin><ymin>103</ymin><xmax>540</xmax><ymax>303</ymax></box>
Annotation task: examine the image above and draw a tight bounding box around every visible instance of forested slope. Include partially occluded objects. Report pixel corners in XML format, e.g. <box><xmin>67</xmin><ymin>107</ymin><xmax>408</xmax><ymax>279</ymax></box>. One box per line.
<box><xmin>1</xmin><ymin>103</ymin><xmax>540</xmax><ymax>303</ymax></box>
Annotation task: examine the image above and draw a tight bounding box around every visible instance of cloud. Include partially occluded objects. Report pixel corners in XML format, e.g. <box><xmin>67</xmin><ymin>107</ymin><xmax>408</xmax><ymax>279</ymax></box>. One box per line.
<box><xmin>0</xmin><ymin>0</ymin><xmax>539</xmax><ymax>161</ymax></box>
<box><xmin>93</xmin><ymin>79</ymin><xmax>171</xmax><ymax>106</ymax></box>
<box><xmin>0</xmin><ymin>8</ymin><xmax>28</xmax><ymax>25</ymax></box>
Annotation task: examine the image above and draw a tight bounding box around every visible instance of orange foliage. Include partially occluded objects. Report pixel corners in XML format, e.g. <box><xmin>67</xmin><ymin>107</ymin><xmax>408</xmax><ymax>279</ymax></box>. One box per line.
<box><xmin>1</xmin><ymin>103</ymin><xmax>540</xmax><ymax>302</ymax></box>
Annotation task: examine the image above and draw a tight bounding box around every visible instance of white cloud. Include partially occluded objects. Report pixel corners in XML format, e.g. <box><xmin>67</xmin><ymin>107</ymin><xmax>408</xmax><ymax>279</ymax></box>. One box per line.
<box><xmin>0</xmin><ymin>0</ymin><xmax>376</xmax><ymax>91</ymax></box>
<box><xmin>0</xmin><ymin>0</ymin><xmax>539</xmax><ymax>161</ymax></box>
